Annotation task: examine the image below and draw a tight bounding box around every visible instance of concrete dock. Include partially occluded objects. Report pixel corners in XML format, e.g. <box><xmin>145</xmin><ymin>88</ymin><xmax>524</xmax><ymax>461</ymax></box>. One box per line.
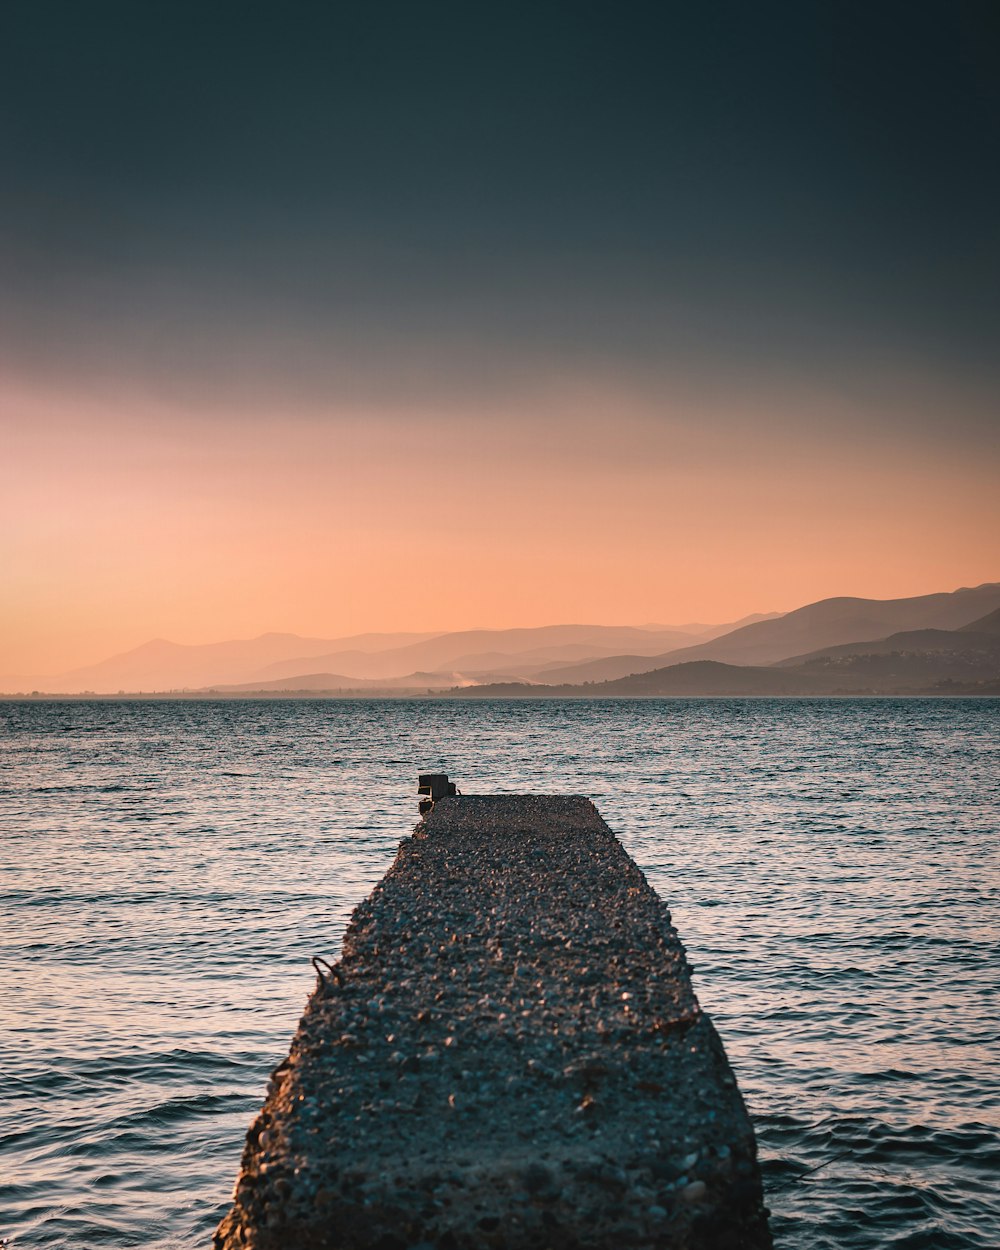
<box><xmin>215</xmin><ymin>794</ymin><xmax>771</xmax><ymax>1249</ymax></box>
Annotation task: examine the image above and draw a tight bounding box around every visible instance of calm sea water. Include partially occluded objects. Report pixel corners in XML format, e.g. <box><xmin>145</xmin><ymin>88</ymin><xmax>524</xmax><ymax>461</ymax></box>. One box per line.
<box><xmin>1</xmin><ymin>698</ymin><xmax>998</xmax><ymax>1249</ymax></box>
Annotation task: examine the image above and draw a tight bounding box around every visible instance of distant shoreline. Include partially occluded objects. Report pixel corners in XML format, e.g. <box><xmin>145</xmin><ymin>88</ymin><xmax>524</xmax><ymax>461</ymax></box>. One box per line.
<box><xmin>3</xmin><ymin>690</ymin><xmax>998</xmax><ymax>701</ymax></box>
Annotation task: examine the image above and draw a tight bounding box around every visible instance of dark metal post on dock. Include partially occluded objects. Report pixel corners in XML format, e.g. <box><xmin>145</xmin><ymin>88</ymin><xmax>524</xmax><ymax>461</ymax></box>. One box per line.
<box><xmin>417</xmin><ymin>772</ymin><xmax>458</xmax><ymax>815</ymax></box>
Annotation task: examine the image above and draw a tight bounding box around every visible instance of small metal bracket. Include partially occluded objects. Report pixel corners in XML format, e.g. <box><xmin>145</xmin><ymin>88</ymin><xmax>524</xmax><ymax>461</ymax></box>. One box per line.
<box><xmin>311</xmin><ymin>955</ymin><xmax>343</xmax><ymax>989</ymax></box>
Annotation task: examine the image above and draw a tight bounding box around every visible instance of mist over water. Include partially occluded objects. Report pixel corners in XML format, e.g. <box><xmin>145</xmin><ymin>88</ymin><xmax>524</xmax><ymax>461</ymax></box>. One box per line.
<box><xmin>1</xmin><ymin>698</ymin><xmax>997</xmax><ymax>1249</ymax></box>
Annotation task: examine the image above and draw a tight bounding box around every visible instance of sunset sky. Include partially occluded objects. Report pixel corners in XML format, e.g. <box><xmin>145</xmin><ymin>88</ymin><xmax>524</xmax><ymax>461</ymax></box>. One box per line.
<box><xmin>2</xmin><ymin>2</ymin><xmax>998</xmax><ymax>675</ymax></box>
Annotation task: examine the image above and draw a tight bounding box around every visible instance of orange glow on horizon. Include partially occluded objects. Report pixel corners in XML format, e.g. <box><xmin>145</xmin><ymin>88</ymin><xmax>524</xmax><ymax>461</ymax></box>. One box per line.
<box><xmin>2</xmin><ymin>373</ymin><xmax>998</xmax><ymax>676</ymax></box>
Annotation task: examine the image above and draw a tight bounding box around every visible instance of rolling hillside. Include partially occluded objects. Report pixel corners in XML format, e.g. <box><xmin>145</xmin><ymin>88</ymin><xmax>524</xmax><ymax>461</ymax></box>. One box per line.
<box><xmin>6</xmin><ymin>585</ymin><xmax>996</xmax><ymax>695</ymax></box>
<box><xmin>3</xmin><ymin>632</ymin><xmax>440</xmax><ymax>695</ymax></box>
<box><xmin>5</xmin><ymin>624</ymin><xmax>694</xmax><ymax>693</ymax></box>
<box><xmin>591</xmin><ymin>584</ymin><xmax>1000</xmax><ymax>670</ymax></box>
<box><xmin>208</xmin><ymin>670</ymin><xmax>477</xmax><ymax>692</ymax></box>
<box><xmin>250</xmin><ymin>625</ymin><xmax>702</xmax><ymax>684</ymax></box>
<box><xmin>769</xmin><ymin>608</ymin><xmax>1000</xmax><ymax>688</ymax></box>
<box><xmin>451</xmin><ymin>661</ymin><xmax>824</xmax><ymax>697</ymax></box>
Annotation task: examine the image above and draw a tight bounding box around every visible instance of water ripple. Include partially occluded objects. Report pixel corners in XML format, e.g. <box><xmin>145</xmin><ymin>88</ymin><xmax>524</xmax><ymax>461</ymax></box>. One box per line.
<box><xmin>1</xmin><ymin>697</ymin><xmax>998</xmax><ymax>1248</ymax></box>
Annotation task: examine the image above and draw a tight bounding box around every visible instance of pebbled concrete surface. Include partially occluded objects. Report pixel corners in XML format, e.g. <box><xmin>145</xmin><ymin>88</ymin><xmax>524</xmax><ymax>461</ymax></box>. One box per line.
<box><xmin>214</xmin><ymin>795</ymin><xmax>771</xmax><ymax>1249</ymax></box>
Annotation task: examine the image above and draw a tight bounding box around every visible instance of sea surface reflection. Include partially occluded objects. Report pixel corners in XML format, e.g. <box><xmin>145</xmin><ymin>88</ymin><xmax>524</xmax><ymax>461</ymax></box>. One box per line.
<box><xmin>1</xmin><ymin>698</ymin><xmax>997</xmax><ymax>1248</ymax></box>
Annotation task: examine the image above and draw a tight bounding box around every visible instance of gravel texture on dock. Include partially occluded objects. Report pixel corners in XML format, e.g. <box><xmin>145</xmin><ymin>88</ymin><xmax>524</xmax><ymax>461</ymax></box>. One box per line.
<box><xmin>215</xmin><ymin>795</ymin><xmax>771</xmax><ymax>1250</ymax></box>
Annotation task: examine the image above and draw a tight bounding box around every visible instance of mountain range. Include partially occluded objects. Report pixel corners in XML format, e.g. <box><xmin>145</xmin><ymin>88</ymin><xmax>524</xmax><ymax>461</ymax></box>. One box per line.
<box><xmin>2</xmin><ymin>586</ymin><xmax>997</xmax><ymax>695</ymax></box>
<box><xmin>453</xmin><ymin>600</ymin><xmax>1000</xmax><ymax>698</ymax></box>
<box><xmin>0</xmin><ymin>616</ymin><xmax>773</xmax><ymax>694</ymax></box>
<box><xmin>543</xmin><ymin>583</ymin><xmax>1000</xmax><ymax>682</ymax></box>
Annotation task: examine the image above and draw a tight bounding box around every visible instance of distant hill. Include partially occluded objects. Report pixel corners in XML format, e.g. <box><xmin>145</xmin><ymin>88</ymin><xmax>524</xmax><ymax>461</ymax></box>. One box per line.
<box><xmin>527</xmin><ymin>612</ymin><xmax>792</xmax><ymax>683</ymax></box>
<box><xmin>192</xmin><ymin>618</ymin><xmax>791</xmax><ymax>690</ymax></box>
<box><xmin>768</xmin><ymin>613</ymin><xmax>1000</xmax><ymax>689</ymax></box>
<box><xmin>791</xmin><ymin>649</ymin><xmax>1000</xmax><ymax>688</ymax></box>
<box><xmin>6</xmin><ymin>624</ymin><xmax>695</xmax><ymax>693</ymax></box>
<box><xmin>207</xmin><ymin>672</ymin><xmax>376</xmax><ymax>692</ymax></box>
<box><xmin>6</xmin><ymin>586</ymin><xmax>997</xmax><ymax>695</ymax></box>
<box><xmin>5</xmin><ymin>630</ymin><xmax>440</xmax><ymax>694</ymax></box>
<box><xmin>411</xmin><ymin>641</ymin><xmax>692</xmax><ymax>680</ymax></box>
<box><xmin>448</xmin><ymin>601</ymin><xmax>1000</xmax><ymax>697</ymax></box>
<box><xmin>778</xmin><ymin>625</ymin><xmax>1000</xmax><ymax>667</ymax></box>
<box><xmin>450</xmin><ymin>661</ymin><xmax>825</xmax><ymax>697</ymax></box>
<box><xmin>531</xmin><ymin>652</ymin><xmax>683</xmax><ymax>684</ymax></box>
<box><xmin>610</xmin><ymin>584</ymin><xmax>1000</xmax><ymax>668</ymax></box>
<box><xmin>208</xmin><ymin>670</ymin><xmax>475</xmax><ymax>693</ymax></box>
<box><xmin>588</xmin><ymin>661</ymin><xmax>826</xmax><ymax>695</ymax></box>
<box><xmin>960</xmin><ymin>607</ymin><xmax>1000</xmax><ymax>633</ymax></box>
<box><xmin>628</xmin><ymin>612</ymin><xmax>784</xmax><ymax>640</ymax></box>
<box><xmin>249</xmin><ymin>625</ymin><xmax>702</xmax><ymax>683</ymax></box>
<box><xmin>449</xmin><ymin>644</ymin><xmax>1000</xmax><ymax>696</ymax></box>
<box><xmin>524</xmin><ymin>587</ymin><xmax>1000</xmax><ymax>685</ymax></box>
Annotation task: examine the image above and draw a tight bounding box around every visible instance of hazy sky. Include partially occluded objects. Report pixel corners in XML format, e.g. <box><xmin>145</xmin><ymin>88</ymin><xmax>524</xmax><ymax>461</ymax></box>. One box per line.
<box><xmin>2</xmin><ymin>1</ymin><xmax>998</xmax><ymax>673</ymax></box>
